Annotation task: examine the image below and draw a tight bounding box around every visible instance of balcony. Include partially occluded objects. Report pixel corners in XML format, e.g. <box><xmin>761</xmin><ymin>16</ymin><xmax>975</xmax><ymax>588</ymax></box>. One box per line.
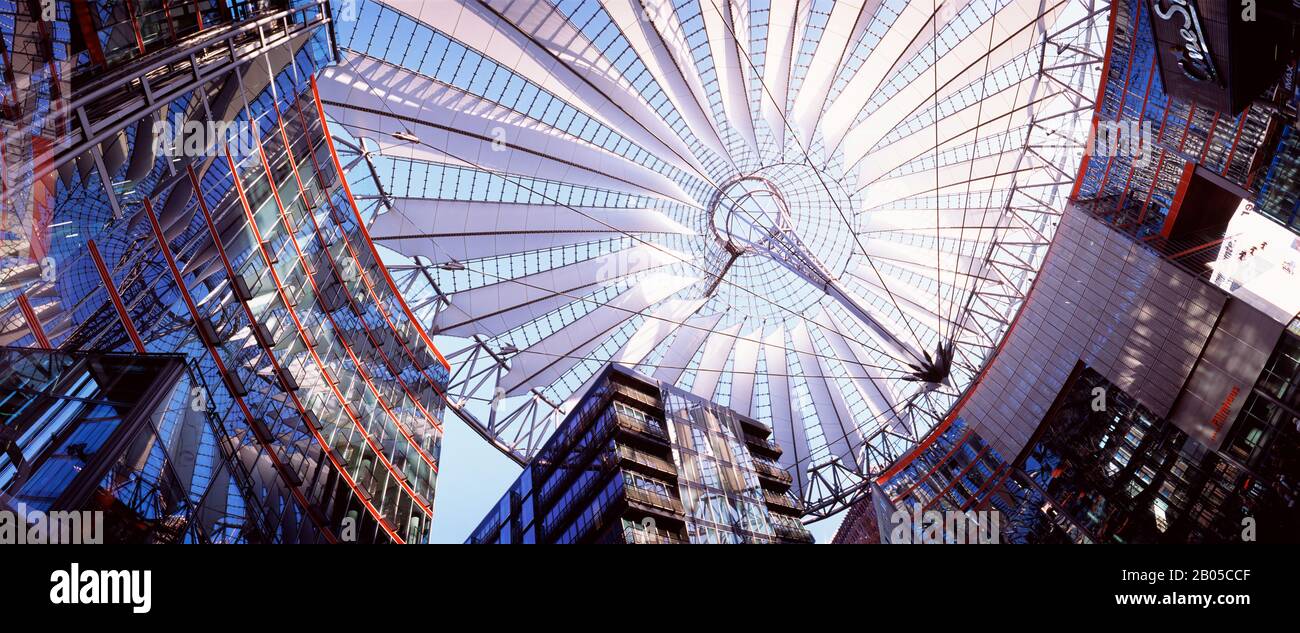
<box><xmin>611</xmin><ymin>382</ymin><xmax>660</xmax><ymax>408</ymax></box>
<box><xmin>615</xmin><ymin>412</ymin><xmax>670</xmax><ymax>443</ymax></box>
<box><xmin>752</xmin><ymin>459</ymin><xmax>794</xmax><ymax>488</ymax></box>
<box><xmin>624</xmin><ymin>485</ymin><xmax>685</xmax><ymax>516</ymax></box>
<box><xmin>771</xmin><ymin>518</ymin><xmax>815</xmax><ymax>544</ymax></box>
<box><xmin>621</xmin><ymin>523</ymin><xmax>687</xmax><ymax>545</ymax></box>
<box><xmin>763</xmin><ymin>490</ymin><xmax>803</xmax><ymax>516</ymax></box>
<box><xmin>745</xmin><ymin>434</ymin><xmax>783</xmax><ymax>459</ymax></box>
<box><xmin>615</xmin><ymin>445</ymin><xmax>678</xmax><ymax>480</ymax></box>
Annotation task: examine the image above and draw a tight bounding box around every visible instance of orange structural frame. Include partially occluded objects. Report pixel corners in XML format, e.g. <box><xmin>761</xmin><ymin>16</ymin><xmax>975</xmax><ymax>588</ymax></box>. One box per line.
<box><xmin>279</xmin><ymin>99</ymin><xmax>447</xmax><ymax>436</ymax></box>
<box><xmin>16</xmin><ymin>293</ymin><xmax>51</xmax><ymax>349</ymax></box>
<box><xmin>189</xmin><ymin>163</ymin><xmax>408</xmax><ymax>542</ymax></box>
<box><xmin>268</xmin><ymin>104</ymin><xmax>446</xmax><ymax>457</ymax></box>
<box><xmin>1159</xmin><ymin>161</ymin><xmax>1197</xmax><ymax>239</ymax></box>
<box><xmin>87</xmin><ymin>240</ymin><xmax>146</xmax><ymax>353</ymax></box>
<box><xmin>248</xmin><ymin>134</ymin><xmax>441</xmax><ymax>475</ymax></box>
<box><xmin>309</xmin><ymin>75</ymin><xmax>451</xmax><ymax>373</ymax></box>
<box><xmin>220</xmin><ymin>150</ymin><xmax>425</xmax><ymax>540</ymax></box>
<box><xmin>886</xmin><ymin>428</ymin><xmax>975</xmax><ymax>503</ymax></box>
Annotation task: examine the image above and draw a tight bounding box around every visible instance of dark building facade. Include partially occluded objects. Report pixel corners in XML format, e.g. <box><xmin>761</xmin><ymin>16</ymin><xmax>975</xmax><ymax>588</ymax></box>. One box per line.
<box><xmin>851</xmin><ymin>320</ymin><xmax>1300</xmax><ymax>544</ymax></box>
<box><xmin>469</xmin><ymin>364</ymin><xmax>812</xmax><ymax>544</ymax></box>
<box><xmin>0</xmin><ymin>1</ymin><xmax>451</xmax><ymax>543</ymax></box>
<box><xmin>1017</xmin><ymin>358</ymin><xmax>1299</xmax><ymax>543</ymax></box>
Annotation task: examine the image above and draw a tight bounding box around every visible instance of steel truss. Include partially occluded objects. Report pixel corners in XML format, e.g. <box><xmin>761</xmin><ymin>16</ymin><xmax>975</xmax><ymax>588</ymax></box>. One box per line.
<box><xmin>333</xmin><ymin>0</ymin><xmax>1112</xmax><ymax>522</ymax></box>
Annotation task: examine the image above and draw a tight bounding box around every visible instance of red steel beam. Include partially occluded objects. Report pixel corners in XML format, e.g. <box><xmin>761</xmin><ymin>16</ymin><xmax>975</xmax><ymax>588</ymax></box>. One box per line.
<box><xmin>1221</xmin><ymin>112</ymin><xmax>1248</xmax><ymax>177</ymax></box>
<box><xmin>1159</xmin><ymin>161</ymin><xmax>1197</xmax><ymax>239</ymax></box>
<box><xmin>87</xmin><ymin>240</ymin><xmax>146</xmax><ymax>353</ymax></box>
<box><xmin>889</xmin><ymin>426</ymin><xmax>972</xmax><ymax>504</ymax></box>
<box><xmin>16</xmin><ymin>293</ymin><xmax>51</xmax><ymax>349</ymax></box>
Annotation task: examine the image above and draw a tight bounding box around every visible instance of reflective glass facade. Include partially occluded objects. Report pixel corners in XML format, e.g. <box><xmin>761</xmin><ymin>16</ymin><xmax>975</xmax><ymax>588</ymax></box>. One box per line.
<box><xmin>1</xmin><ymin>1</ymin><xmax>451</xmax><ymax>543</ymax></box>
<box><xmin>469</xmin><ymin>364</ymin><xmax>811</xmax><ymax>544</ymax></box>
<box><xmin>1018</xmin><ymin>362</ymin><xmax>1298</xmax><ymax>543</ymax></box>
<box><xmin>872</xmin><ymin>417</ymin><xmax>1087</xmax><ymax>544</ymax></box>
<box><xmin>1073</xmin><ymin>0</ymin><xmax>1300</xmax><ymax>239</ymax></box>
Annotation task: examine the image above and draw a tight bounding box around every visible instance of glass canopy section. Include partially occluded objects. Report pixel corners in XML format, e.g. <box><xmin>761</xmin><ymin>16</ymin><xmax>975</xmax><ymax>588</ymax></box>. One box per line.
<box><xmin>321</xmin><ymin>0</ymin><xmax>1109</xmax><ymax>519</ymax></box>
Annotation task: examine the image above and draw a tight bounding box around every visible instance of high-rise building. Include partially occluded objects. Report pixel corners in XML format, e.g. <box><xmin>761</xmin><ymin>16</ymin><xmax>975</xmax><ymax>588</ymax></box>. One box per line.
<box><xmin>0</xmin><ymin>1</ymin><xmax>451</xmax><ymax>543</ymax></box>
<box><xmin>468</xmin><ymin>364</ymin><xmax>812</xmax><ymax>544</ymax></box>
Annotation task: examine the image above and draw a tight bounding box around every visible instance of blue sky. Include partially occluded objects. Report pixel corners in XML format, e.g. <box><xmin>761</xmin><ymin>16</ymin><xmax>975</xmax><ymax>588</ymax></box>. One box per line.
<box><xmin>430</xmin><ymin>412</ymin><xmax>523</xmax><ymax>543</ymax></box>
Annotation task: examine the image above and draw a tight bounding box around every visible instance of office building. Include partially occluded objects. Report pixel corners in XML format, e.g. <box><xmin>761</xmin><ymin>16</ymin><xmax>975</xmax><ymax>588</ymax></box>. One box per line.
<box><xmin>1</xmin><ymin>347</ymin><xmax>211</xmax><ymax>543</ymax></box>
<box><xmin>468</xmin><ymin>364</ymin><xmax>812</xmax><ymax>544</ymax></box>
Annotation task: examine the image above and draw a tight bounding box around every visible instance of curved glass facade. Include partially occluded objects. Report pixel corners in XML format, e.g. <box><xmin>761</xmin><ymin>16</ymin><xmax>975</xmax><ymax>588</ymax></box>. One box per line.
<box><xmin>1</xmin><ymin>1</ymin><xmax>450</xmax><ymax>542</ymax></box>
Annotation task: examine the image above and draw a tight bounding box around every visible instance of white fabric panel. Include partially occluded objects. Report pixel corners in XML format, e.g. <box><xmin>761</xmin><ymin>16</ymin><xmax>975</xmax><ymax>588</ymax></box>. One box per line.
<box><xmin>859</xmin><ymin>235</ymin><xmax>986</xmax><ymax>277</ymax></box>
<box><xmin>318</xmin><ymin>57</ymin><xmax>699</xmax><ymax>205</ymax></box>
<box><xmin>651</xmin><ymin>311</ymin><xmax>726</xmax><ymax>385</ymax></box>
<box><xmin>843</xmin><ymin>0</ymin><xmax>1060</xmax><ymax>168</ymax></box>
<box><xmin>762</xmin><ymin>326</ymin><xmax>808</xmax><ymax>497</ymax></box>
<box><xmin>501</xmin><ymin>273</ymin><xmax>699</xmax><ymax>395</ymax></box>
<box><xmin>433</xmin><ymin>244</ymin><xmax>684</xmax><ymax>336</ymax></box>
<box><xmin>759</xmin><ymin>0</ymin><xmax>803</xmax><ymax>154</ymax></box>
<box><xmin>789</xmin><ymin>321</ymin><xmax>862</xmax><ymax>470</ymax></box>
<box><xmin>823</xmin><ymin>306</ymin><xmax>908</xmax><ymax>431</ymax></box>
<box><xmin>604</xmin><ymin>0</ymin><xmax>734</xmax><ymax>166</ymax></box>
<box><xmin>375</xmin><ymin>0</ymin><xmax>705</xmax><ymax>179</ymax></box>
<box><xmin>688</xmin><ymin>321</ymin><xmax>741</xmax><ymax>399</ymax></box>
<box><xmin>471</xmin><ymin>0</ymin><xmax>712</xmax><ymax>180</ymax></box>
<box><xmin>726</xmin><ymin>321</ymin><xmax>760</xmax><ymax>416</ymax></box>
<box><xmin>844</xmin><ymin>264</ymin><xmax>984</xmax><ymax>342</ymax></box>
<box><xmin>792</xmin><ymin>0</ymin><xmax>875</xmax><ymax>145</ymax></box>
<box><xmin>368</xmin><ymin>199</ymin><xmax>692</xmax><ymax>264</ymax></box>
<box><xmin>855</xmin><ymin>82</ymin><xmax>1039</xmax><ymax>183</ymax></box>
<box><xmin>821</xmin><ymin>1</ymin><xmax>930</xmax><ymax>144</ymax></box>
<box><xmin>864</xmin><ymin>153</ymin><xmax>1029</xmax><ymax>209</ymax></box>
<box><xmin>700</xmin><ymin>0</ymin><xmax>758</xmax><ymax>153</ymax></box>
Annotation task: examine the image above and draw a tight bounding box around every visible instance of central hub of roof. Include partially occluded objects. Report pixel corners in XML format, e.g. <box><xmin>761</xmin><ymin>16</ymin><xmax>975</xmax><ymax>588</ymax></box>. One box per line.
<box><xmin>707</xmin><ymin>176</ymin><xmax>793</xmax><ymax>254</ymax></box>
